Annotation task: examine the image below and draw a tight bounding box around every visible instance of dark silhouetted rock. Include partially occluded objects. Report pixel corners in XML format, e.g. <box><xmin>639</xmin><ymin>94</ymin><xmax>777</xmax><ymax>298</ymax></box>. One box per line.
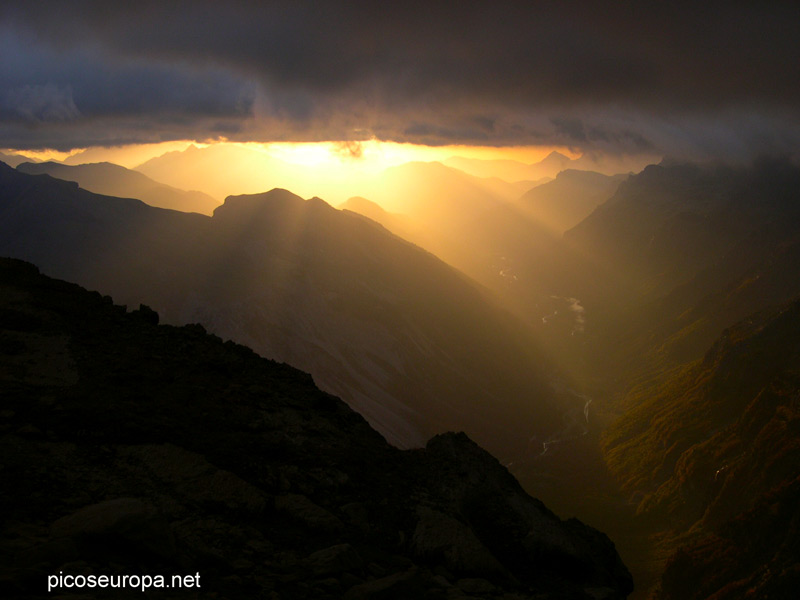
<box><xmin>50</xmin><ymin>498</ymin><xmax>176</xmax><ymax>562</ymax></box>
<box><xmin>0</xmin><ymin>258</ymin><xmax>632</xmax><ymax>598</ymax></box>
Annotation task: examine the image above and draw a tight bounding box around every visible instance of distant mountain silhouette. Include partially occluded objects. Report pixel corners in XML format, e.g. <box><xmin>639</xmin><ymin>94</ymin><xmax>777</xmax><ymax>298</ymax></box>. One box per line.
<box><xmin>338</xmin><ymin>196</ymin><xmax>402</xmax><ymax>227</ymax></box>
<box><xmin>444</xmin><ymin>150</ymin><xmax>573</xmax><ymax>182</ymax></box>
<box><xmin>337</xmin><ymin>196</ymin><xmax>429</xmax><ymax>247</ymax></box>
<box><xmin>136</xmin><ymin>144</ymin><xmax>306</xmax><ymax>201</ymax></box>
<box><xmin>517</xmin><ymin>169</ymin><xmax>627</xmax><ymax>234</ymax></box>
<box><xmin>444</xmin><ymin>151</ymin><xmax>652</xmax><ymax>183</ymax></box>
<box><xmin>0</xmin><ymin>161</ymin><xmax>574</xmax><ymax>460</ymax></box>
<box><xmin>0</xmin><ymin>257</ymin><xmax>633</xmax><ymax>600</ymax></box>
<box><xmin>365</xmin><ymin>161</ymin><xmax>525</xmax><ymax>220</ymax></box>
<box><xmin>538</xmin><ymin>150</ymin><xmax>576</xmax><ymax>174</ymax></box>
<box><xmin>0</xmin><ymin>150</ymin><xmax>36</xmax><ymax>168</ymax></box>
<box><xmin>63</xmin><ymin>146</ymin><xmax>166</xmax><ymax>166</ymax></box>
<box><xmin>348</xmin><ymin>161</ymin><xmax>564</xmax><ymax>300</ymax></box>
<box><xmin>17</xmin><ymin>161</ymin><xmax>219</xmax><ymax>214</ymax></box>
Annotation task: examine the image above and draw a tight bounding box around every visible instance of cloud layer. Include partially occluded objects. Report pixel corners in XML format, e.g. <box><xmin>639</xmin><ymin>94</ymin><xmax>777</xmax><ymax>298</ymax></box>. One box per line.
<box><xmin>2</xmin><ymin>1</ymin><xmax>799</xmax><ymax>158</ymax></box>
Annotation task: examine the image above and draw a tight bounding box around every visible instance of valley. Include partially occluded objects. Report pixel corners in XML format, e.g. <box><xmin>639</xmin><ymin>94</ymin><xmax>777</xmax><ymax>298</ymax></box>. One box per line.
<box><xmin>4</xmin><ymin>6</ymin><xmax>799</xmax><ymax>598</ymax></box>
<box><xmin>2</xmin><ymin>139</ymin><xmax>799</xmax><ymax>600</ymax></box>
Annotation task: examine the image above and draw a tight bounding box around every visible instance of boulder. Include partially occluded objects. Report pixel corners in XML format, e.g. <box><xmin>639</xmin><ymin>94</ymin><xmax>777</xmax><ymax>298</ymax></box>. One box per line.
<box><xmin>50</xmin><ymin>498</ymin><xmax>176</xmax><ymax>561</ymax></box>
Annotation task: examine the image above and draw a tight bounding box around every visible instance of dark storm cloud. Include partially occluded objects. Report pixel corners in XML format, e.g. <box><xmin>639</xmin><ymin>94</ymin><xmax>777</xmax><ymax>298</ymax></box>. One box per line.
<box><xmin>0</xmin><ymin>24</ymin><xmax>256</xmax><ymax>150</ymax></box>
<box><xmin>550</xmin><ymin>117</ymin><xmax>653</xmax><ymax>152</ymax></box>
<box><xmin>2</xmin><ymin>1</ymin><xmax>800</xmax><ymax>157</ymax></box>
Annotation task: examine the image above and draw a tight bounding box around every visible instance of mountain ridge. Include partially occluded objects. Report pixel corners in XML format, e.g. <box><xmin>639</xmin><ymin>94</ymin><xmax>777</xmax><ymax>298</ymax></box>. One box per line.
<box><xmin>602</xmin><ymin>295</ymin><xmax>800</xmax><ymax>599</ymax></box>
<box><xmin>517</xmin><ymin>169</ymin><xmax>627</xmax><ymax>234</ymax></box>
<box><xmin>0</xmin><ymin>257</ymin><xmax>633</xmax><ymax>599</ymax></box>
<box><xmin>562</xmin><ymin>158</ymin><xmax>800</xmax><ymax>386</ymax></box>
<box><xmin>17</xmin><ymin>160</ymin><xmax>219</xmax><ymax>215</ymax></box>
<box><xmin>0</xmin><ymin>161</ymin><xmax>569</xmax><ymax>460</ymax></box>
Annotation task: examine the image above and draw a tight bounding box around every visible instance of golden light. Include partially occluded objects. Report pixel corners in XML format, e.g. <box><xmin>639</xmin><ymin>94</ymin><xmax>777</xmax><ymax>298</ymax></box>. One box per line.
<box><xmin>254</xmin><ymin>140</ymin><xmax>579</xmax><ymax>173</ymax></box>
<box><xmin>3</xmin><ymin>147</ymin><xmax>74</xmax><ymax>163</ymax></box>
<box><xmin>4</xmin><ymin>139</ymin><xmax>585</xmax><ymax>208</ymax></box>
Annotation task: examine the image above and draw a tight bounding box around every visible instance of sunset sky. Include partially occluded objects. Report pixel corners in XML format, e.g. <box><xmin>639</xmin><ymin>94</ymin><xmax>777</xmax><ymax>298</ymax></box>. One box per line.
<box><xmin>2</xmin><ymin>2</ymin><xmax>799</xmax><ymax>166</ymax></box>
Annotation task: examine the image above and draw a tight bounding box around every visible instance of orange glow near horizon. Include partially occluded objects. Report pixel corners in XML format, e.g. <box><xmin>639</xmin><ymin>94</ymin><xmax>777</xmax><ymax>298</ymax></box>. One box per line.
<box><xmin>4</xmin><ymin>148</ymin><xmax>74</xmax><ymax>163</ymax></box>
<box><xmin>3</xmin><ymin>139</ymin><xmax>594</xmax><ymax>206</ymax></box>
<box><xmin>2</xmin><ymin>142</ymin><xmax>194</xmax><ymax>168</ymax></box>
<box><xmin>5</xmin><ymin>140</ymin><xmax>580</xmax><ymax>171</ymax></box>
<box><xmin>239</xmin><ymin>140</ymin><xmax>581</xmax><ymax>172</ymax></box>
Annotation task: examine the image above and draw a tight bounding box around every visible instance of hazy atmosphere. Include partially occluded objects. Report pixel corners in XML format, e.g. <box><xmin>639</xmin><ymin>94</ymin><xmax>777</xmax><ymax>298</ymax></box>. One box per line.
<box><xmin>2</xmin><ymin>4</ymin><xmax>800</xmax><ymax>600</ymax></box>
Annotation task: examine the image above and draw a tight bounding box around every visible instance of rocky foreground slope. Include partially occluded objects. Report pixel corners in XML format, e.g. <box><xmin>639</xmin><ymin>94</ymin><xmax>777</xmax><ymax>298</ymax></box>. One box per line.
<box><xmin>0</xmin><ymin>259</ymin><xmax>632</xmax><ymax>599</ymax></box>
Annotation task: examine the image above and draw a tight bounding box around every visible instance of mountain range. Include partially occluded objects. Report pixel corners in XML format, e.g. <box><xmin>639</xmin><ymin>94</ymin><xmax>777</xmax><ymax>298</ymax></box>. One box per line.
<box><xmin>340</xmin><ymin>161</ymin><xmax>592</xmax><ymax>317</ymax></box>
<box><xmin>443</xmin><ymin>151</ymin><xmax>575</xmax><ymax>182</ymax></box>
<box><xmin>443</xmin><ymin>151</ymin><xmax>650</xmax><ymax>184</ymax></box>
<box><xmin>0</xmin><ymin>161</ymin><xmax>571</xmax><ymax>460</ymax></box>
<box><xmin>552</xmin><ymin>158</ymin><xmax>800</xmax><ymax>598</ymax></box>
<box><xmin>0</xmin><ymin>150</ymin><xmax>36</xmax><ymax>168</ymax></box>
<box><xmin>517</xmin><ymin>170</ymin><xmax>627</xmax><ymax>235</ymax></box>
<box><xmin>4</xmin><ymin>150</ymin><xmax>800</xmax><ymax>599</ymax></box>
<box><xmin>135</xmin><ymin>144</ymin><xmax>311</xmax><ymax>201</ymax></box>
<box><xmin>562</xmin><ymin>159</ymin><xmax>800</xmax><ymax>380</ymax></box>
<box><xmin>342</xmin><ymin>161</ymin><xmax>546</xmax><ymax>289</ymax></box>
<box><xmin>16</xmin><ymin>161</ymin><xmax>219</xmax><ymax>214</ymax></box>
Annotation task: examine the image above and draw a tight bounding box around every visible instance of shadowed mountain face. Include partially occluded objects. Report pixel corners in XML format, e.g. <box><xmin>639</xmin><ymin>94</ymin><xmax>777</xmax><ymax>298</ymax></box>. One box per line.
<box><xmin>565</xmin><ymin>160</ymin><xmax>800</xmax><ymax>302</ymax></box>
<box><xmin>0</xmin><ymin>258</ymin><xmax>633</xmax><ymax>599</ymax></box>
<box><xmin>0</xmin><ymin>162</ymin><xmax>571</xmax><ymax>459</ymax></box>
<box><xmin>657</xmin><ymin>475</ymin><xmax>800</xmax><ymax>600</ymax></box>
<box><xmin>544</xmin><ymin>159</ymin><xmax>800</xmax><ymax>598</ymax></box>
<box><xmin>602</xmin><ymin>298</ymin><xmax>800</xmax><ymax>600</ymax></box>
<box><xmin>17</xmin><ymin>161</ymin><xmax>219</xmax><ymax>215</ymax></box>
<box><xmin>557</xmin><ymin>159</ymin><xmax>800</xmax><ymax>381</ymax></box>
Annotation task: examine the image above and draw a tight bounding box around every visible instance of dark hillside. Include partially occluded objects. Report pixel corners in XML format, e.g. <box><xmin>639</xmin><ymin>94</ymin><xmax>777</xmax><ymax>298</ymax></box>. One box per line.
<box><xmin>0</xmin><ymin>258</ymin><xmax>632</xmax><ymax>599</ymax></box>
<box><xmin>602</xmin><ymin>298</ymin><xmax>800</xmax><ymax>598</ymax></box>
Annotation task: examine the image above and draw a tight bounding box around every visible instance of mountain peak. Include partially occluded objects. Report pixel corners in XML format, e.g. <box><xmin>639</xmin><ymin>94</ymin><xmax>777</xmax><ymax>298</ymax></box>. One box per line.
<box><xmin>340</xmin><ymin>196</ymin><xmax>386</xmax><ymax>215</ymax></box>
<box><xmin>14</xmin><ymin>160</ymin><xmax>219</xmax><ymax>214</ymax></box>
<box><xmin>538</xmin><ymin>150</ymin><xmax>571</xmax><ymax>166</ymax></box>
<box><xmin>212</xmin><ymin>188</ymin><xmax>333</xmax><ymax>220</ymax></box>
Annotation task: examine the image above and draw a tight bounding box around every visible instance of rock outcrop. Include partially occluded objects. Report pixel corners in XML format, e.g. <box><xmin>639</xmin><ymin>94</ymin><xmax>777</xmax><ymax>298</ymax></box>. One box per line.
<box><xmin>0</xmin><ymin>258</ymin><xmax>632</xmax><ymax>599</ymax></box>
